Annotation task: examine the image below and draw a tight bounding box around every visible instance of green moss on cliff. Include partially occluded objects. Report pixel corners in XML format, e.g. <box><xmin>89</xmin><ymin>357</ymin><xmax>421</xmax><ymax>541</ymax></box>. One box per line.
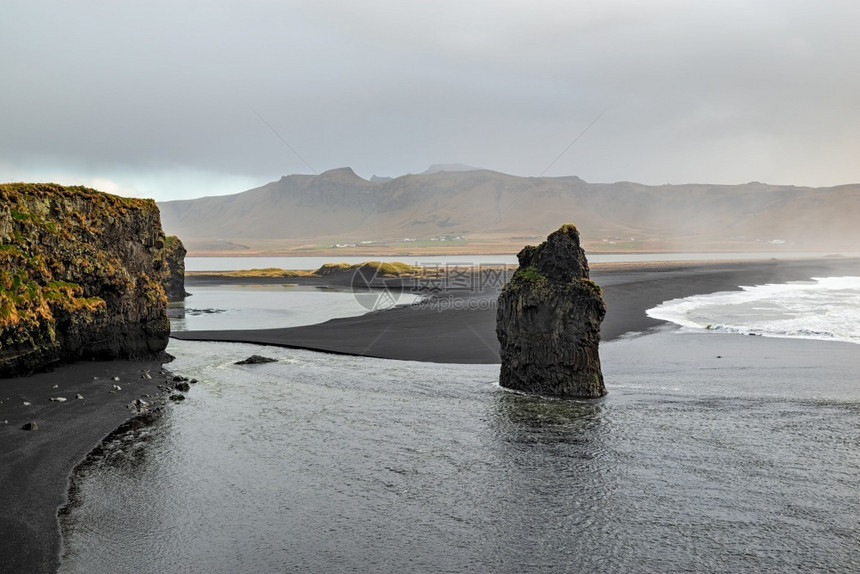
<box><xmin>556</xmin><ymin>223</ymin><xmax>579</xmax><ymax>235</ymax></box>
<box><xmin>0</xmin><ymin>183</ymin><xmax>169</xmax><ymax>375</ymax></box>
<box><xmin>512</xmin><ymin>266</ymin><xmax>546</xmax><ymax>284</ymax></box>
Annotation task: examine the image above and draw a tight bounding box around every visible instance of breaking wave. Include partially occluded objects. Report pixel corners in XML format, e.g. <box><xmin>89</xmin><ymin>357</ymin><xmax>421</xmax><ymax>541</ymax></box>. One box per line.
<box><xmin>646</xmin><ymin>276</ymin><xmax>860</xmax><ymax>344</ymax></box>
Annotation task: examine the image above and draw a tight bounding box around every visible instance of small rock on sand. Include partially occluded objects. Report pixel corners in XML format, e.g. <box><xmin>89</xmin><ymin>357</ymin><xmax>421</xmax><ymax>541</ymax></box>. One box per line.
<box><xmin>22</xmin><ymin>422</ymin><xmax>38</xmax><ymax>431</ymax></box>
<box><xmin>49</xmin><ymin>397</ymin><xmax>67</xmax><ymax>402</ymax></box>
<box><xmin>235</xmin><ymin>355</ymin><xmax>278</xmax><ymax>365</ymax></box>
<box><xmin>127</xmin><ymin>398</ymin><xmax>149</xmax><ymax>413</ymax></box>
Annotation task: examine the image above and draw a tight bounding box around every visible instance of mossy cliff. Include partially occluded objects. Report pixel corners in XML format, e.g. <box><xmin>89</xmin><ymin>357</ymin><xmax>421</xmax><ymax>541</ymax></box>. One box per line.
<box><xmin>0</xmin><ymin>183</ymin><xmax>171</xmax><ymax>377</ymax></box>
<box><xmin>161</xmin><ymin>235</ymin><xmax>187</xmax><ymax>300</ymax></box>
<box><xmin>496</xmin><ymin>224</ymin><xmax>607</xmax><ymax>398</ymax></box>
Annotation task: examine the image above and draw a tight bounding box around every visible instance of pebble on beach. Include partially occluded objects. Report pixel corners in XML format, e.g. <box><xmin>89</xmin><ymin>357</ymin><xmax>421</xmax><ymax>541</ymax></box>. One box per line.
<box><xmin>127</xmin><ymin>398</ymin><xmax>150</xmax><ymax>413</ymax></box>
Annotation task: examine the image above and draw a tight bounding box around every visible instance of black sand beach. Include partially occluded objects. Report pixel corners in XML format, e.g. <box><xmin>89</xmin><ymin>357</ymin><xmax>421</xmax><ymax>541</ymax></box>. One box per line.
<box><xmin>3</xmin><ymin>256</ymin><xmax>860</xmax><ymax>573</ymax></box>
<box><xmin>175</xmin><ymin>257</ymin><xmax>860</xmax><ymax>362</ymax></box>
<box><xmin>0</xmin><ymin>361</ymin><xmax>176</xmax><ymax>574</ymax></box>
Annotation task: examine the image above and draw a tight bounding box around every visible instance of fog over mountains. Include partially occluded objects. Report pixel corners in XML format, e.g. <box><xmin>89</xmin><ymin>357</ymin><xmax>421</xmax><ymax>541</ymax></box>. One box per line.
<box><xmin>158</xmin><ymin>166</ymin><xmax>860</xmax><ymax>255</ymax></box>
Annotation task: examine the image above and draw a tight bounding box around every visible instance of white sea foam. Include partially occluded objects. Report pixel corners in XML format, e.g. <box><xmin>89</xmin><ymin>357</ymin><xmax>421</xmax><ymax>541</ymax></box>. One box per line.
<box><xmin>646</xmin><ymin>276</ymin><xmax>860</xmax><ymax>344</ymax></box>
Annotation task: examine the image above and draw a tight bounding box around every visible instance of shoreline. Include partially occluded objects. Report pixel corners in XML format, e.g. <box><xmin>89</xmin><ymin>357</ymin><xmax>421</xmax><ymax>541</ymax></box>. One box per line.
<box><xmin>0</xmin><ymin>359</ymin><xmax>179</xmax><ymax>574</ymax></box>
<box><xmin>175</xmin><ymin>257</ymin><xmax>860</xmax><ymax>363</ymax></box>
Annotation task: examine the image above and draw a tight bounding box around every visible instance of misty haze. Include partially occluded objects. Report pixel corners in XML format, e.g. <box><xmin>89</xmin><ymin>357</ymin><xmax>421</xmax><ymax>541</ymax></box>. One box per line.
<box><xmin>158</xmin><ymin>166</ymin><xmax>860</xmax><ymax>255</ymax></box>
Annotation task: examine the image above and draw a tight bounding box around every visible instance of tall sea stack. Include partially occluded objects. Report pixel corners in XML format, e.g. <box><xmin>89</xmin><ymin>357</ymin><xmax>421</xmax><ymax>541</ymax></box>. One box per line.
<box><xmin>496</xmin><ymin>224</ymin><xmax>607</xmax><ymax>397</ymax></box>
<box><xmin>0</xmin><ymin>183</ymin><xmax>171</xmax><ymax>377</ymax></box>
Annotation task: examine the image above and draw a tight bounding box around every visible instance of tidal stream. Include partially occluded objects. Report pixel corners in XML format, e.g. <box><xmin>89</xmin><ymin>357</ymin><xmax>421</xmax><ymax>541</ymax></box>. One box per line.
<box><xmin>60</xmin><ymin>334</ymin><xmax>860</xmax><ymax>573</ymax></box>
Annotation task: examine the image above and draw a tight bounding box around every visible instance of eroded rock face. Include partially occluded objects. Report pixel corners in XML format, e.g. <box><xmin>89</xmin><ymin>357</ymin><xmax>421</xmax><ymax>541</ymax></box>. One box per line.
<box><xmin>161</xmin><ymin>235</ymin><xmax>188</xmax><ymax>300</ymax></box>
<box><xmin>0</xmin><ymin>183</ymin><xmax>171</xmax><ymax>377</ymax></box>
<box><xmin>496</xmin><ymin>224</ymin><xmax>607</xmax><ymax>397</ymax></box>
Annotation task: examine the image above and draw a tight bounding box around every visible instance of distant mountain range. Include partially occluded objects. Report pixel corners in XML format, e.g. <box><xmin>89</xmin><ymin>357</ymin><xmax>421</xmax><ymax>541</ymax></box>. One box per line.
<box><xmin>158</xmin><ymin>166</ymin><xmax>860</xmax><ymax>255</ymax></box>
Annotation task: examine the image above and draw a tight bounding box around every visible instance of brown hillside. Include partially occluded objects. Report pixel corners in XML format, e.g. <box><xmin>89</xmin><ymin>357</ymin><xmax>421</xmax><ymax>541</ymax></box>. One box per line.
<box><xmin>158</xmin><ymin>168</ymin><xmax>860</xmax><ymax>255</ymax></box>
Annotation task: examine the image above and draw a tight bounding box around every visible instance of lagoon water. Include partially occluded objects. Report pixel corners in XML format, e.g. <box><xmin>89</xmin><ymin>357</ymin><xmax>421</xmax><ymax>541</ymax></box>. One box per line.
<box><xmin>169</xmin><ymin>285</ymin><xmax>421</xmax><ymax>332</ymax></box>
<box><xmin>59</xmin><ymin>281</ymin><xmax>860</xmax><ymax>573</ymax></box>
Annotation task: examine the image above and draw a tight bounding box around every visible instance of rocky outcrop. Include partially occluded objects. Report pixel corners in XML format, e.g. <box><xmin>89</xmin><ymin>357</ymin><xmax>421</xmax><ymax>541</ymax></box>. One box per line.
<box><xmin>0</xmin><ymin>183</ymin><xmax>171</xmax><ymax>377</ymax></box>
<box><xmin>496</xmin><ymin>224</ymin><xmax>607</xmax><ymax>397</ymax></box>
<box><xmin>160</xmin><ymin>235</ymin><xmax>187</xmax><ymax>300</ymax></box>
<box><xmin>235</xmin><ymin>355</ymin><xmax>278</xmax><ymax>365</ymax></box>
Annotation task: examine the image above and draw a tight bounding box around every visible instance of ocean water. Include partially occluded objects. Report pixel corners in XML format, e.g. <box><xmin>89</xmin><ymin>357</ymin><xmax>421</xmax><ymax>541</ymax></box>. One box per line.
<box><xmin>647</xmin><ymin>276</ymin><xmax>860</xmax><ymax>345</ymax></box>
<box><xmin>59</xmin><ymin>280</ymin><xmax>860</xmax><ymax>573</ymax></box>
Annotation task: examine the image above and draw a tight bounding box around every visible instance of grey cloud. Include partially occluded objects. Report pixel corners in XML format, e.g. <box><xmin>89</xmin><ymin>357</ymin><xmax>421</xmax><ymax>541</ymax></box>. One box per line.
<box><xmin>2</xmin><ymin>0</ymin><xmax>859</xmax><ymax>200</ymax></box>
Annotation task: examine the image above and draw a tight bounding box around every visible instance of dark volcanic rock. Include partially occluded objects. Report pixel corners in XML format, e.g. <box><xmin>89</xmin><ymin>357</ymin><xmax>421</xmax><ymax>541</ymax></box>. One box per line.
<box><xmin>0</xmin><ymin>183</ymin><xmax>171</xmax><ymax>377</ymax></box>
<box><xmin>235</xmin><ymin>355</ymin><xmax>278</xmax><ymax>365</ymax></box>
<box><xmin>496</xmin><ymin>224</ymin><xmax>607</xmax><ymax>398</ymax></box>
<box><xmin>160</xmin><ymin>235</ymin><xmax>188</xmax><ymax>300</ymax></box>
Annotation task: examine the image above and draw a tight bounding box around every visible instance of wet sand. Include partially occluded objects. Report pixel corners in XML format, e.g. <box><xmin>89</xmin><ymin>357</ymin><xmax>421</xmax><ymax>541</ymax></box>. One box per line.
<box><xmin>0</xmin><ymin>360</ymin><xmax>176</xmax><ymax>574</ymax></box>
<box><xmin>175</xmin><ymin>257</ymin><xmax>860</xmax><ymax>362</ymax></box>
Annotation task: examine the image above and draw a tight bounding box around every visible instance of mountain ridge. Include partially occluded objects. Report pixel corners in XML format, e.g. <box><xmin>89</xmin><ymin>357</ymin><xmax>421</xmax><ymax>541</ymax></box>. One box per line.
<box><xmin>158</xmin><ymin>167</ymin><xmax>860</xmax><ymax>255</ymax></box>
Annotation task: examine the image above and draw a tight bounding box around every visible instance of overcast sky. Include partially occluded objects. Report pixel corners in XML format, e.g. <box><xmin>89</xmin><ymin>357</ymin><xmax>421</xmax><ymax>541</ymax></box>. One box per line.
<box><xmin>2</xmin><ymin>0</ymin><xmax>859</xmax><ymax>201</ymax></box>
